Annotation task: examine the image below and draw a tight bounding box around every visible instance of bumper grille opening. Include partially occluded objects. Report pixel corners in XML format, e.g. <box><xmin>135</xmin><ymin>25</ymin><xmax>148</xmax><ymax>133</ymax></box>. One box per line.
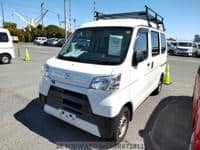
<box><xmin>63</xmin><ymin>98</ymin><xmax>82</xmax><ymax>110</ymax></box>
<box><xmin>46</xmin><ymin>86</ymin><xmax>91</xmax><ymax>114</ymax></box>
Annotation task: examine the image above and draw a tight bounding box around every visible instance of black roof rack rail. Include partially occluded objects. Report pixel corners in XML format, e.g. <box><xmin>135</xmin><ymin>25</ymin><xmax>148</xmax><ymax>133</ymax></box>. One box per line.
<box><xmin>94</xmin><ymin>5</ymin><xmax>165</xmax><ymax>31</ymax></box>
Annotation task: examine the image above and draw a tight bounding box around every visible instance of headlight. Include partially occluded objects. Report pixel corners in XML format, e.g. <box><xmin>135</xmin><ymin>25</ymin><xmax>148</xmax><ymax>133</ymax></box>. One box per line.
<box><xmin>42</xmin><ymin>64</ymin><xmax>50</xmax><ymax>77</ymax></box>
<box><xmin>90</xmin><ymin>74</ymin><xmax>121</xmax><ymax>91</ymax></box>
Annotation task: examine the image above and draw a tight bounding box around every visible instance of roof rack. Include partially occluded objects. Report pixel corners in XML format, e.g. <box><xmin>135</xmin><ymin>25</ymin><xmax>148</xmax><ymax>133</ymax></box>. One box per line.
<box><xmin>94</xmin><ymin>5</ymin><xmax>165</xmax><ymax>31</ymax></box>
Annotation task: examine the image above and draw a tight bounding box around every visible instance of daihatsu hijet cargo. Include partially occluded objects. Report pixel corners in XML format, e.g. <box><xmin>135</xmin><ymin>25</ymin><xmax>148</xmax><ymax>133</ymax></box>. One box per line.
<box><xmin>39</xmin><ymin>6</ymin><xmax>167</xmax><ymax>143</ymax></box>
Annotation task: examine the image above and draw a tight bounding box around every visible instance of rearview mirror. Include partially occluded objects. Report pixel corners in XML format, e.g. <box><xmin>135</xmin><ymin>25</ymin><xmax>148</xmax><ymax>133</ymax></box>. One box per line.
<box><xmin>132</xmin><ymin>51</ymin><xmax>145</xmax><ymax>66</ymax></box>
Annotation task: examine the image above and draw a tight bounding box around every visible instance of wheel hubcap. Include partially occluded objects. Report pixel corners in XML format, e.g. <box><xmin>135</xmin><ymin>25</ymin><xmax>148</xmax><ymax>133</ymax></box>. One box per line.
<box><xmin>118</xmin><ymin>114</ymin><xmax>128</xmax><ymax>138</ymax></box>
<box><xmin>2</xmin><ymin>56</ymin><xmax>9</xmax><ymax>63</ymax></box>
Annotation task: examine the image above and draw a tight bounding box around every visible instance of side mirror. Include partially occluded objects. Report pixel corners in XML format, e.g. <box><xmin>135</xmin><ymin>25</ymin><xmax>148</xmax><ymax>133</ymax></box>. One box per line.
<box><xmin>132</xmin><ymin>51</ymin><xmax>145</xmax><ymax>66</ymax></box>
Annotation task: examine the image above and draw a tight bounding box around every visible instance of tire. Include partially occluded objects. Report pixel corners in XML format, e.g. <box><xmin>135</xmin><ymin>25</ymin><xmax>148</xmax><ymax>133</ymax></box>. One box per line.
<box><xmin>152</xmin><ymin>76</ymin><xmax>163</xmax><ymax>95</ymax></box>
<box><xmin>0</xmin><ymin>54</ymin><xmax>11</xmax><ymax>64</ymax></box>
<box><xmin>112</xmin><ymin>106</ymin><xmax>130</xmax><ymax>144</ymax></box>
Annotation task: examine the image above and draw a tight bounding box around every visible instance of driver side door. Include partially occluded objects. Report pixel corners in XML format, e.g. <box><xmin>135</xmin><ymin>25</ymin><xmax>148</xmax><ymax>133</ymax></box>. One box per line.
<box><xmin>130</xmin><ymin>28</ymin><xmax>151</xmax><ymax>109</ymax></box>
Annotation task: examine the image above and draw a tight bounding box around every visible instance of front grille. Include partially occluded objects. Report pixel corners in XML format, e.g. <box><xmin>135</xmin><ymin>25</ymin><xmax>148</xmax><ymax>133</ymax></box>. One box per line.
<box><xmin>46</xmin><ymin>86</ymin><xmax>91</xmax><ymax>115</ymax></box>
<box><xmin>177</xmin><ymin>48</ymin><xmax>187</xmax><ymax>52</ymax></box>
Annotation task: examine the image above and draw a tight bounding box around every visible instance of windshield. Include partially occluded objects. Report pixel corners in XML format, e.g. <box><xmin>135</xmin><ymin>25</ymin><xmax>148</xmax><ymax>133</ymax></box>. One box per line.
<box><xmin>178</xmin><ymin>42</ymin><xmax>192</xmax><ymax>47</ymax></box>
<box><xmin>58</xmin><ymin>27</ymin><xmax>133</xmax><ymax>65</ymax></box>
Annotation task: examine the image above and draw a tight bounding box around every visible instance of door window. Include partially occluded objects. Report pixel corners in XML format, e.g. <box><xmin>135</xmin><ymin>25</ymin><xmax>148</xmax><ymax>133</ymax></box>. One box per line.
<box><xmin>134</xmin><ymin>29</ymin><xmax>148</xmax><ymax>61</ymax></box>
<box><xmin>151</xmin><ymin>31</ymin><xmax>160</xmax><ymax>56</ymax></box>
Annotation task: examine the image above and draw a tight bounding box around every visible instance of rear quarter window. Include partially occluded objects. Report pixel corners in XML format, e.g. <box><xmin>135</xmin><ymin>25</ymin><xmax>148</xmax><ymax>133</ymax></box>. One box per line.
<box><xmin>0</xmin><ymin>32</ymin><xmax>9</xmax><ymax>42</ymax></box>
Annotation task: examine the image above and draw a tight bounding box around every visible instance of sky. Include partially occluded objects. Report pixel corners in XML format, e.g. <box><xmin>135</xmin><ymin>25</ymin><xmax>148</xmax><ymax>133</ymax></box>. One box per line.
<box><xmin>1</xmin><ymin>0</ymin><xmax>200</xmax><ymax>40</ymax></box>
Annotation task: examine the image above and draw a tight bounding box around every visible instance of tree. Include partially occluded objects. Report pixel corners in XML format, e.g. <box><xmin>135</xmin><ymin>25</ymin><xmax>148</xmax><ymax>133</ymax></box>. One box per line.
<box><xmin>45</xmin><ymin>25</ymin><xmax>65</xmax><ymax>38</ymax></box>
<box><xmin>194</xmin><ymin>34</ymin><xmax>200</xmax><ymax>43</ymax></box>
<box><xmin>3</xmin><ymin>22</ymin><xmax>18</xmax><ymax>36</ymax></box>
<box><xmin>3</xmin><ymin>22</ymin><xmax>69</xmax><ymax>42</ymax></box>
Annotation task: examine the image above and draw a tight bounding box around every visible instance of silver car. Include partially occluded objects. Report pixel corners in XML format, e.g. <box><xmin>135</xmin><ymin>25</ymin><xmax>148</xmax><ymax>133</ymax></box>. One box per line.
<box><xmin>174</xmin><ymin>41</ymin><xmax>198</xmax><ymax>56</ymax></box>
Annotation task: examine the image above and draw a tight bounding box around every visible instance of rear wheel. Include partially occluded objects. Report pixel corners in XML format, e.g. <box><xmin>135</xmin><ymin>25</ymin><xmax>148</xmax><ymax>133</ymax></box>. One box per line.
<box><xmin>0</xmin><ymin>54</ymin><xmax>11</xmax><ymax>64</ymax></box>
<box><xmin>112</xmin><ymin>106</ymin><xmax>130</xmax><ymax>144</ymax></box>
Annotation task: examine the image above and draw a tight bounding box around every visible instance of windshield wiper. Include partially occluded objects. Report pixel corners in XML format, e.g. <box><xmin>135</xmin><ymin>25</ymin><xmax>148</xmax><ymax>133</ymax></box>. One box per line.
<box><xmin>95</xmin><ymin>60</ymin><xmax>119</xmax><ymax>65</ymax></box>
<box><xmin>57</xmin><ymin>55</ymin><xmax>81</xmax><ymax>61</ymax></box>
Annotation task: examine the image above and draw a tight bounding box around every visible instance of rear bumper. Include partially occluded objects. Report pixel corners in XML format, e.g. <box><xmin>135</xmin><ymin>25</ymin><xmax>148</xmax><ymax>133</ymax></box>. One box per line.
<box><xmin>40</xmin><ymin>93</ymin><xmax>118</xmax><ymax>138</ymax></box>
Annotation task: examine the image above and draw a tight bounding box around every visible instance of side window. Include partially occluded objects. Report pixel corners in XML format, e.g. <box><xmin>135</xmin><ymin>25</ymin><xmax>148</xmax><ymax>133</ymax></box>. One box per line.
<box><xmin>161</xmin><ymin>33</ymin><xmax>166</xmax><ymax>54</ymax></box>
<box><xmin>0</xmin><ymin>32</ymin><xmax>9</xmax><ymax>42</ymax></box>
<box><xmin>134</xmin><ymin>29</ymin><xmax>148</xmax><ymax>60</ymax></box>
<box><xmin>151</xmin><ymin>31</ymin><xmax>160</xmax><ymax>56</ymax></box>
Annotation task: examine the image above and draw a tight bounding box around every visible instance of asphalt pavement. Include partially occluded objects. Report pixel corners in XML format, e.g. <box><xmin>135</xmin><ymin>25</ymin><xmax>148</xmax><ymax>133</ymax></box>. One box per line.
<box><xmin>0</xmin><ymin>44</ymin><xmax>199</xmax><ymax>150</ymax></box>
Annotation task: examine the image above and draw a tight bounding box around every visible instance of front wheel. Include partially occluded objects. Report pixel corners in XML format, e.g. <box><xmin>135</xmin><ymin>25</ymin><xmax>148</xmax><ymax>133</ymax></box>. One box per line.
<box><xmin>112</xmin><ymin>106</ymin><xmax>130</xmax><ymax>144</ymax></box>
<box><xmin>0</xmin><ymin>54</ymin><xmax>11</xmax><ymax>64</ymax></box>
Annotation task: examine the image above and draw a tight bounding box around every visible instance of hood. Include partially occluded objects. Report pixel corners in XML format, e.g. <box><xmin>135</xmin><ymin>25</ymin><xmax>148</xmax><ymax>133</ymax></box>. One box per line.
<box><xmin>46</xmin><ymin>57</ymin><xmax>119</xmax><ymax>88</ymax></box>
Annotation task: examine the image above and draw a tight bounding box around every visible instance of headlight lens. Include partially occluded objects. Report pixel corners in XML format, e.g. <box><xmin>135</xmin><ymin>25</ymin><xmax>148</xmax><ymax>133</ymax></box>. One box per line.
<box><xmin>42</xmin><ymin>64</ymin><xmax>50</xmax><ymax>77</ymax></box>
<box><xmin>90</xmin><ymin>74</ymin><xmax>121</xmax><ymax>91</ymax></box>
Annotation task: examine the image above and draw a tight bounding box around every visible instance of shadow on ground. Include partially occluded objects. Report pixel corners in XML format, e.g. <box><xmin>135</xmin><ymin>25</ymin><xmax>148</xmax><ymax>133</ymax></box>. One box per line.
<box><xmin>14</xmin><ymin>98</ymin><xmax>100</xmax><ymax>144</ymax></box>
<box><xmin>139</xmin><ymin>96</ymin><xmax>193</xmax><ymax>150</ymax></box>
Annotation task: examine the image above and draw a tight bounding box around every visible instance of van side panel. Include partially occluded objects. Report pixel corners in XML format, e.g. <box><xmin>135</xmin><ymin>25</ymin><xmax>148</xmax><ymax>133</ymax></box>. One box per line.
<box><xmin>0</xmin><ymin>29</ymin><xmax>15</xmax><ymax>59</ymax></box>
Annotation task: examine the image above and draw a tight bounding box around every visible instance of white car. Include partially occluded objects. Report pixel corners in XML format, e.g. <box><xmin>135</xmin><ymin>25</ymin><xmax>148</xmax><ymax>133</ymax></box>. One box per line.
<box><xmin>0</xmin><ymin>28</ymin><xmax>15</xmax><ymax>64</ymax></box>
<box><xmin>175</xmin><ymin>41</ymin><xmax>198</xmax><ymax>56</ymax></box>
<box><xmin>34</xmin><ymin>37</ymin><xmax>47</xmax><ymax>45</ymax></box>
<box><xmin>39</xmin><ymin>6</ymin><xmax>167</xmax><ymax>143</ymax></box>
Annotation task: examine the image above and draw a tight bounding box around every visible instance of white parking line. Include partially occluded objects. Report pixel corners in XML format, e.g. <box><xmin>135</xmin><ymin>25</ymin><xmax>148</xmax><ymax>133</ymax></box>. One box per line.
<box><xmin>168</xmin><ymin>57</ymin><xmax>200</xmax><ymax>64</ymax></box>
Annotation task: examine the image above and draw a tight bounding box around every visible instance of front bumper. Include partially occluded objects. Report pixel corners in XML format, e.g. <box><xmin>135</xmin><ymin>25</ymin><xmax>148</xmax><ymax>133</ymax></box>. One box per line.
<box><xmin>39</xmin><ymin>88</ymin><xmax>118</xmax><ymax>138</ymax></box>
<box><xmin>175</xmin><ymin>51</ymin><xmax>192</xmax><ymax>56</ymax></box>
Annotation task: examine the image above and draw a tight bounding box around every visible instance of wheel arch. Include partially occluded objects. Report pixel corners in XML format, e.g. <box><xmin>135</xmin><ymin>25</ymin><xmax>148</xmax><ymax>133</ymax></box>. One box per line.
<box><xmin>0</xmin><ymin>53</ymin><xmax>12</xmax><ymax>59</ymax></box>
<box><xmin>123</xmin><ymin>102</ymin><xmax>133</xmax><ymax>121</ymax></box>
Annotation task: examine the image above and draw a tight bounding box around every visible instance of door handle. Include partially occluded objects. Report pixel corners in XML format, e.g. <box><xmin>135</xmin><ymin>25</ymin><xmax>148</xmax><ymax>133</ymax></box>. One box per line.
<box><xmin>151</xmin><ymin>62</ymin><xmax>154</xmax><ymax>68</ymax></box>
<box><xmin>147</xmin><ymin>63</ymin><xmax>150</xmax><ymax>66</ymax></box>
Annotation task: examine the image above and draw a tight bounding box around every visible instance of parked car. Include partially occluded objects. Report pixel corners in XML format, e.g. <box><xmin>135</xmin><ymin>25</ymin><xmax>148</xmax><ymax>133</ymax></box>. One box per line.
<box><xmin>39</xmin><ymin>6</ymin><xmax>167</xmax><ymax>143</ymax></box>
<box><xmin>191</xmin><ymin>66</ymin><xmax>200</xmax><ymax>150</ymax></box>
<box><xmin>196</xmin><ymin>44</ymin><xmax>200</xmax><ymax>57</ymax></box>
<box><xmin>167</xmin><ymin>41</ymin><xmax>177</xmax><ymax>55</ymax></box>
<box><xmin>55</xmin><ymin>38</ymin><xmax>66</xmax><ymax>47</ymax></box>
<box><xmin>12</xmin><ymin>36</ymin><xmax>19</xmax><ymax>43</ymax></box>
<box><xmin>174</xmin><ymin>41</ymin><xmax>198</xmax><ymax>56</ymax></box>
<box><xmin>34</xmin><ymin>37</ymin><xmax>47</xmax><ymax>45</ymax></box>
<box><xmin>44</xmin><ymin>38</ymin><xmax>61</xmax><ymax>46</ymax></box>
<box><xmin>0</xmin><ymin>28</ymin><xmax>15</xmax><ymax>64</ymax></box>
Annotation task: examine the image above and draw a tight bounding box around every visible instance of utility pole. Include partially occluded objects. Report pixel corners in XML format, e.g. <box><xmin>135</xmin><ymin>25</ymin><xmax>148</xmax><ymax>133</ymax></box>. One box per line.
<box><xmin>93</xmin><ymin>0</ymin><xmax>96</xmax><ymax>20</ymax></box>
<box><xmin>57</xmin><ymin>13</ymin><xmax>61</xmax><ymax>27</ymax></box>
<box><xmin>64</xmin><ymin>0</ymin><xmax>67</xmax><ymax>39</ymax></box>
<box><xmin>41</xmin><ymin>2</ymin><xmax>44</xmax><ymax>28</ymax></box>
<box><xmin>1</xmin><ymin>2</ymin><xmax>5</xmax><ymax>26</ymax></box>
<box><xmin>68</xmin><ymin>0</ymin><xmax>71</xmax><ymax>32</ymax></box>
<box><xmin>73</xmin><ymin>19</ymin><xmax>76</xmax><ymax>31</ymax></box>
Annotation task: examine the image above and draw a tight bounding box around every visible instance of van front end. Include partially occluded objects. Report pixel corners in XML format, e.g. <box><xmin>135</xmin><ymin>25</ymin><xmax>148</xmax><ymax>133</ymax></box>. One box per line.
<box><xmin>39</xmin><ymin>59</ymin><xmax>129</xmax><ymax>139</ymax></box>
<box><xmin>175</xmin><ymin>47</ymin><xmax>194</xmax><ymax>56</ymax></box>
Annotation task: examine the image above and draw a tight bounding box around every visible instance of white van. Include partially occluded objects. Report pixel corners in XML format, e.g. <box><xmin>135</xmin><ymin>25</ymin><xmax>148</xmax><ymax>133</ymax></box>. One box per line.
<box><xmin>0</xmin><ymin>28</ymin><xmax>15</xmax><ymax>64</ymax></box>
<box><xmin>39</xmin><ymin>6</ymin><xmax>167</xmax><ymax>143</ymax></box>
<box><xmin>175</xmin><ymin>41</ymin><xmax>198</xmax><ymax>56</ymax></box>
